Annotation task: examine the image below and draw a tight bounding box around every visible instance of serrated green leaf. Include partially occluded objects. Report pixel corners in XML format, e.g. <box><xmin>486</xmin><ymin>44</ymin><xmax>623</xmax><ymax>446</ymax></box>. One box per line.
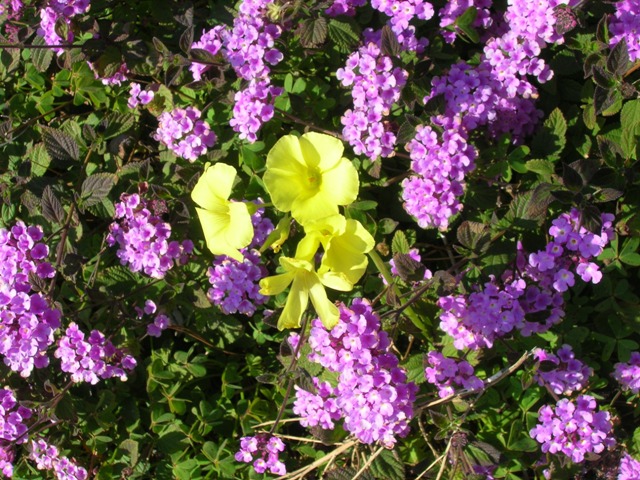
<box><xmin>369</xmin><ymin>449</ymin><xmax>405</xmax><ymax>480</ymax></box>
<box><xmin>328</xmin><ymin>19</ymin><xmax>360</xmax><ymax>53</ymax></box>
<box><xmin>29</xmin><ymin>143</ymin><xmax>52</xmax><ymax>177</ymax></box>
<box><xmin>81</xmin><ymin>173</ymin><xmax>117</xmax><ymax>208</ymax></box>
<box><xmin>300</xmin><ymin>16</ymin><xmax>328</xmax><ymax>48</ymax></box>
<box><xmin>524</xmin><ymin>159</ymin><xmax>554</xmax><ymax>176</ymax></box>
<box><xmin>391</xmin><ymin>230</ymin><xmax>410</xmax><ymax>255</ymax></box>
<box><xmin>41</xmin><ymin>126</ymin><xmax>80</xmax><ymax>162</ymax></box>
<box><xmin>41</xmin><ymin>185</ymin><xmax>65</xmax><ymax>224</ymax></box>
<box><xmin>608</xmin><ymin>38</ymin><xmax>630</xmax><ymax>76</ymax></box>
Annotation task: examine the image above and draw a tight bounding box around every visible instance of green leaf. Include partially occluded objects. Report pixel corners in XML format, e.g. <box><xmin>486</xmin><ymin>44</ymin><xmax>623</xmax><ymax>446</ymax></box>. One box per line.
<box><xmin>620</xmin><ymin>237</ymin><xmax>640</xmax><ymax>266</ymax></box>
<box><xmin>80</xmin><ymin>173</ymin><xmax>117</xmax><ymax>208</ymax></box>
<box><xmin>369</xmin><ymin>449</ymin><xmax>405</xmax><ymax>480</ymax></box>
<box><xmin>457</xmin><ymin>221</ymin><xmax>490</xmax><ymax>253</ymax></box>
<box><xmin>380</xmin><ymin>25</ymin><xmax>401</xmax><ymax>57</ymax></box>
<box><xmin>403</xmin><ymin>354</ymin><xmax>427</xmax><ymax>385</ymax></box>
<box><xmin>29</xmin><ymin>143</ymin><xmax>52</xmax><ymax>177</ymax></box>
<box><xmin>32</xmin><ymin>36</ymin><xmax>54</xmax><ymax>73</ymax></box>
<box><xmin>328</xmin><ymin>19</ymin><xmax>360</xmax><ymax>53</ymax></box>
<box><xmin>299</xmin><ymin>17</ymin><xmax>328</xmax><ymax>48</ymax></box>
<box><xmin>455</xmin><ymin>7</ymin><xmax>480</xmax><ymax>43</ymax></box>
<box><xmin>531</xmin><ymin>108</ymin><xmax>566</xmax><ymax>160</ymax></box>
<box><xmin>41</xmin><ymin>126</ymin><xmax>80</xmax><ymax>162</ymax></box>
<box><xmin>391</xmin><ymin>230</ymin><xmax>410</xmax><ymax>255</ymax></box>
<box><xmin>594</xmin><ymin>86</ymin><xmax>622</xmax><ymax>116</ymax></box>
<box><xmin>189</xmin><ymin>48</ymin><xmax>219</xmax><ymax>65</ymax></box>
<box><xmin>41</xmin><ymin>185</ymin><xmax>66</xmax><ymax>224</ymax></box>
<box><xmin>607</xmin><ymin>37</ymin><xmax>630</xmax><ymax>76</ymax></box>
<box><xmin>525</xmin><ymin>159</ymin><xmax>554</xmax><ymax>176</ymax></box>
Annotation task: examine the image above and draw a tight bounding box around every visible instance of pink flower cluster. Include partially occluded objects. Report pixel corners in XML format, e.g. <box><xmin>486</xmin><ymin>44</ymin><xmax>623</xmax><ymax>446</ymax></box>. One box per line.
<box><xmin>439</xmin><ymin>210</ymin><xmax>615</xmax><ymax>350</ymax></box>
<box><xmin>127</xmin><ymin>82</ymin><xmax>155</xmax><ymax>108</ymax></box>
<box><xmin>529</xmin><ymin>395</ymin><xmax>615</xmax><ymax>463</ymax></box>
<box><xmin>207</xmin><ymin>205</ymin><xmax>273</xmax><ymax>316</ymax></box>
<box><xmin>613</xmin><ymin>351</ymin><xmax>640</xmax><ymax>394</ymax></box>
<box><xmin>54</xmin><ymin>323</ymin><xmax>136</xmax><ymax>384</ymax></box>
<box><xmin>425</xmin><ymin>351</ymin><xmax>483</xmax><ymax>398</ymax></box>
<box><xmin>337</xmin><ymin>29</ymin><xmax>408</xmax><ymax>160</ymax></box>
<box><xmin>38</xmin><ymin>0</ymin><xmax>91</xmax><ymax>55</ymax></box>
<box><xmin>153</xmin><ymin>107</ymin><xmax>217</xmax><ymax>161</ymax></box>
<box><xmin>190</xmin><ymin>0</ymin><xmax>283</xmax><ymax>142</ymax></box>
<box><xmin>0</xmin><ymin>387</ymin><xmax>32</xmax><ymax>477</ymax></box>
<box><xmin>107</xmin><ymin>193</ymin><xmax>193</xmax><ymax>278</ymax></box>
<box><xmin>234</xmin><ymin>434</ymin><xmax>286</xmax><ymax>476</ymax></box>
<box><xmin>325</xmin><ymin>0</ymin><xmax>366</xmax><ymax>17</ymax></box>
<box><xmin>618</xmin><ymin>453</ymin><xmax>640</xmax><ymax>480</ymax></box>
<box><xmin>30</xmin><ymin>437</ymin><xmax>88</xmax><ymax>480</ymax></box>
<box><xmin>370</xmin><ymin>0</ymin><xmax>434</xmax><ymax>51</ymax></box>
<box><xmin>533</xmin><ymin>345</ymin><xmax>592</xmax><ymax>396</ymax></box>
<box><xmin>0</xmin><ymin>0</ymin><xmax>23</xmax><ymax>40</ymax></box>
<box><xmin>293</xmin><ymin>299</ymin><xmax>417</xmax><ymax>448</ymax></box>
<box><xmin>0</xmin><ymin>222</ymin><xmax>60</xmax><ymax>377</ymax></box>
<box><xmin>609</xmin><ymin>0</ymin><xmax>640</xmax><ymax>62</ymax></box>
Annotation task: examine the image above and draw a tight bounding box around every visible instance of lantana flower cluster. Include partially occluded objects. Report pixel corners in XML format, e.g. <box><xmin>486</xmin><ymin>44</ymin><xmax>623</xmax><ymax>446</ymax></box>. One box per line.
<box><xmin>0</xmin><ymin>222</ymin><xmax>60</xmax><ymax>377</ymax></box>
<box><xmin>369</xmin><ymin>0</ymin><xmax>433</xmax><ymax>51</ymax></box>
<box><xmin>54</xmin><ymin>322</ymin><xmax>136</xmax><ymax>384</ymax></box>
<box><xmin>439</xmin><ymin>210</ymin><xmax>615</xmax><ymax>350</ymax></box>
<box><xmin>533</xmin><ymin>345</ymin><xmax>592</xmax><ymax>396</ymax></box>
<box><xmin>0</xmin><ymin>387</ymin><xmax>32</xmax><ymax>477</ymax></box>
<box><xmin>612</xmin><ymin>351</ymin><xmax>640</xmax><ymax>394</ymax></box>
<box><xmin>618</xmin><ymin>453</ymin><xmax>640</xmax><ymax>480</ymax></box>
<box><xmin>529</xmin><ymin>395</ymin><xmax>615</xmax><ymax>463</ymax></box>
<box><xmin>127</xmin><ymin>82</ymin><xmax>155</xmax><ymax>109</ymax></box>
<box><xmin>424</xmin><ymin>351</ymin><xmax>483</xmax><ymax>398</ymax></box>
<box><xmin>0</xmin><ymin>0</ymin><xmax>23</xmax><ymax>40</ymax></box>
<box><xmin>153</xmin><ymin>107</ymin><xmax>217</xmax><ymax>162</ymax></box>
<box><xmin>234</xmin><ymin>434</ymin><xmax>286</xmax><ymax>476</ymax></box>
<box><xmin>38</xmin><ymin>0</ymin><xmax>91</xmax><ymax>55</ymax></box>
<box><xmin>190</xmin><ymin>0</ymin><xmax>283</xmax><ymax>142</ymax></box>
<box><xmin>30</xmin><ymin>437</ymin><xmax>88</xmax><ymax>480</ymax></box>
<box><xmin>207</xmin><ymin>206</ymin><xmax>273</xmax><ymax>316</ymax></box>
<box><xmin>135</xmin><ymin>300</ymin><xmax>170</xmax><ymax>338</ymax></box>
<box><xmin>337</xmin><ymin>29</ymin><xmax>408</xmax><ymax>160</ymax></box>
<box><xmin>107</xmin><ymin>192</ymin><xmax>193</xmax><ymax>278</ymax></box>
<box><xmin>293</xmin><ymin>299</ymin><xmax>418</xmax><ymax>448</ymax></box>
<box><xmin>609</xmin><ymin>0</ymin><xmax>640</xmax><ymax>62</ymax></box>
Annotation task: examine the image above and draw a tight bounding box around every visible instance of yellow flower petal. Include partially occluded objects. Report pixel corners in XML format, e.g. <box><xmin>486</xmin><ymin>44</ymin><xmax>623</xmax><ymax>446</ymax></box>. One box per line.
<box><xmin>259</xmin><ymin>271</ymin><xmax>294</xmax><ymax>296</ymax></box>
<box><xmin>277</xmin><ymin>271</ymin><xmax>311</xmax><ymax>330</ymax></box>
<box><xmin>320</xmin><ymin>157</ymin><xmax>359</xmax><ymax>207</ymax></box>
<box><xmin>318</xmin><ymin>269</ymin><xmax>354</xmax><ymax>292</ymax></box>
<box><xmin>191</xmin><ymin>163</ymin><xmax>237</xmax><ymax>211</ymax></box>
<box><xmin>291</xmin><ymin>193</ymin><xmax>339</xmax><ymax>226</ymax></box>
<box><xmin>264</xmin><ymin>136</ymin><xmax>308</xmax><ymax>213</ymax></box>
<box><xmin>309</xmin><ymin>279</ymin><xmax>339</xmax><ymax>329</ymax></box>
<box><xmin>300</xmin><ymin>132</ymin><xmax>345</xmax><ymax>171</ymax></box>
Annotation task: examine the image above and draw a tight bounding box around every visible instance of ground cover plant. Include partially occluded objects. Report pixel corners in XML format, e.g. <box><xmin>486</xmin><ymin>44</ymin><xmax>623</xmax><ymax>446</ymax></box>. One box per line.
<box><xmin>1</xmin><ymin>0</ymin><xmax>640</xmax><ymax>478</ymax></box>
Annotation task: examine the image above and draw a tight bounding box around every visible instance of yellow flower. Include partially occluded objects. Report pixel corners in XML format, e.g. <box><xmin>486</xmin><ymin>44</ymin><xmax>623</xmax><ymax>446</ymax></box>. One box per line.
<box><xmin>259</xmin><ymin>256</ymin><xmax>340</xmax><ymax>330</ymax></box>
<box><xmin>263</xmin><ymin>132</ymin><xmax>359</xmax><ymax>225</ymax></box>
<box><xmin>191</xmin><ymin>163</ymin><xmax>253</xmax><ymax>261</ymax></box>
<box><xmin>297</xmin><ymin>214</ymin><xmax>374</xmax><ymax>289</ymax></box>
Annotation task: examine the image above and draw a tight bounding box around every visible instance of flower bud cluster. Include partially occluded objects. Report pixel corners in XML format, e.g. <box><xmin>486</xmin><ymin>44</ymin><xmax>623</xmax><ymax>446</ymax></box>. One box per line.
<box><xmin>207</xmin><ymin>206</ymin><xmax>274</xmax><ymax>316</ymax></box>
<box><xmin>38</xmin><ymin>0</ymin><xmax>91</xmax><ymax>55</ymax></box>
<box><xmin>153</xmin><ymin>107</ymin><xmax>217</xmax><ymax>162</ymax></box>
<box><xmin>609</xmin><ymin>0</ymin><xmax>640</xmax><ymax>62</ymax></box>
<box><xmin>533</xmin><ymin>345</ymin><xmax>592</xmax><ymax>396</ymax></box>
<box><xmin>293</xmin><ymin>299</ymin><xmax>418</xmax><ymax>448</ymax></box>
<box><xmin>439</xmin><ymin>210</ymin><xmax>614</xmax><ymax>350</ymax></box>
<box><xmin>190</xmin><ymin>0</ymin><xmax>284</xmax><ymax>142</ymax></box>
<box><xmin>135</xmin><ymin>300</ymin><xmax>170</xmax><ymax>337</ymax></box>
<box><xmin>30</xmin><ymin>437</ymin><xmax>88</xmax><ymax>480</ymax></box>
<box><xmin>0</xmin><ymin>222</ymin><xmax>60</xmax><ymax>377</ymax></box>
<box><xmin>127</xmin><ymin>82</ymin><xmax>155</xmax><ymax>108</ymax></box>
<box><xmin>54</xmin><ymin>322</ymin><xmax>136</xmax><ymax>384</ymax></box>
<box><xmin>337</xmin><ymin>29</ymin><xmax>408</xmax><ymax>160</ymax></box>
<box><xmin>425</xmin><ymin>351</ymin><xmax>483</xmax><ymax>398</ymax></box>
<box><xmin>234</xmin><ymin>434</ymin><xmax>286</xmax><ymax>475</ymax></box>
<box><xmin>0</xmin><ymin>387</ymin><xmax>32</xmax><ymax>477</ymax></box>
<box><xmin>618</xmin><ymin>453</ymin><xmax>640</xmax><ymax>480</ymax></box>
<box><xmin>402</xmin><ymin>118</ymin><xmax>477</xmax><ymax>230</ymax></box>
<box><xmin>613</xmin><ymin>351</ymin><xmax>640</xmax><ymax>394</ymax></box>
<box><xmin>107</xmin><ymin>193</ymin><xmax>193</xmax><ymax>278</ymax></box>
<box><xmin>439</xmin><ymin>0</ymin><xmax>493</xmax><ymax>43</ymax></box>
<box><xmin>529</xmin><ymin>395</ymin><xmax>615</xmax><ymax>463</ymax></box>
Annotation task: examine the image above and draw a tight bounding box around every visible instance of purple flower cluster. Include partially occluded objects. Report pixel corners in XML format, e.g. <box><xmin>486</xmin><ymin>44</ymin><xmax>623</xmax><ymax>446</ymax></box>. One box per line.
<box><xmin>533</xmin><ymin>345</ymin><xmax>592</xmax><ymax>396</ymax></box>
<box><xmin>127</xmin><ymin>83</ymin><xmax>155</xmax><ymax>109</ymax></box>
<box><xmin>613</xmin><ymin>351</ymin><xmax>640</xmax><ymax>394</ymax></box>
<box><xmin>337</xmin><ymin>29</ymin><xmax>408</xmax><ymax>160</ymax></box>
<box><xmin>609</xmin><ymin>0</ymin><xmax>640</xmax><ymax>62</ymax></box>
<box><xmin>30</xmin><ymin>438</ymin><xmax>88</xmax><ymax>480</ymax></box>
<box><xmin>325</xmin><ymin>0</ymin><xmax>367</xmax><ymax>17</ymax></box>
<box><xmin>439</xmin><ymin>0</ymin><xmax>493</xmax><ymax>43</ymax></box>
<box><xmin>370</xmin><ymin>0</ymin><xmax>434</xmax><ymax>51</ymax></box>
<box><xmin>54</xmin><ymin>323</ymin><xmax>136</xmax><ymax>384</ymax></box>
<box><xmin>401</xmin><ymin>118</ymin><xmax>477</xmax><ymax>230</ymax></box>
<box><xmin>293</xmin><ymin>299</ymin><xmax>417</xmax><ymax>448</ymax></box>
<box><xmin>153</xmin><ymin>107</ymin><xmax>216</xmax><ymax>162</ymax></box>
<box><xmin>0</xmin><ymin>387</ymin><xmax>32</xmax><ymax>477</ymax></box>
<box><xmin>189</xmin><ymin>25</ymin><xmax>225</xmax><ymax>81</ymax></box>
<box><xmin>107</xmin><ymin>193</ymin><xmax>193</xmax><ymax>278</ymax></box>
<box><xmin>229</xmin><ymin>79</ymin><xmax>283</xmax><ymax>143</ymax></box>
<box><xmin>135</xmin><ymin>300</ymin><xmax>170</xmax><ymax>337</ymax></box>
<box><xmin>425</xmin><ymin>351</ymin><xmax>483</xmax><ymax>398</ymax></box>
<box><xmin>207</xmin><ymin>206</ymin><xmax>273</xmax><ymax>316</ymax></box>
<box><xmin>618</xmin><ymin>453</ymin><xmax>640</xmax><ymax>480</ymax></box>
<box><xmin>0</xmin><ymin>0</ymin><xmax>23</xmax><ymax>40</ymax></box>
<box><xmin>235</xmin><ymin>434</ymin><xmax>286</xmax><ymax>475</ymax></box>
<box><xmin>529</xmin><ymin>395</ymin><xmax>615</xmax><ymax>463</ymax></box>
<box><xmin>0</xmin><ymin>222</ymin><xmax>60</xmax><ymax>377</ymax></box>
<box><xmin>191</xmin><ymin>0</ymin><xmax>283</xmax><ymax>142</ymax></box>
<box><xmin>38</xmin><ymin>0</ymin><xmax>91</xmax><ymax>55</ymax></box>
<box><xmin>439</xmin><ymin>210</ymin><xmax>615</xmax><ymax>350</ymax></box>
